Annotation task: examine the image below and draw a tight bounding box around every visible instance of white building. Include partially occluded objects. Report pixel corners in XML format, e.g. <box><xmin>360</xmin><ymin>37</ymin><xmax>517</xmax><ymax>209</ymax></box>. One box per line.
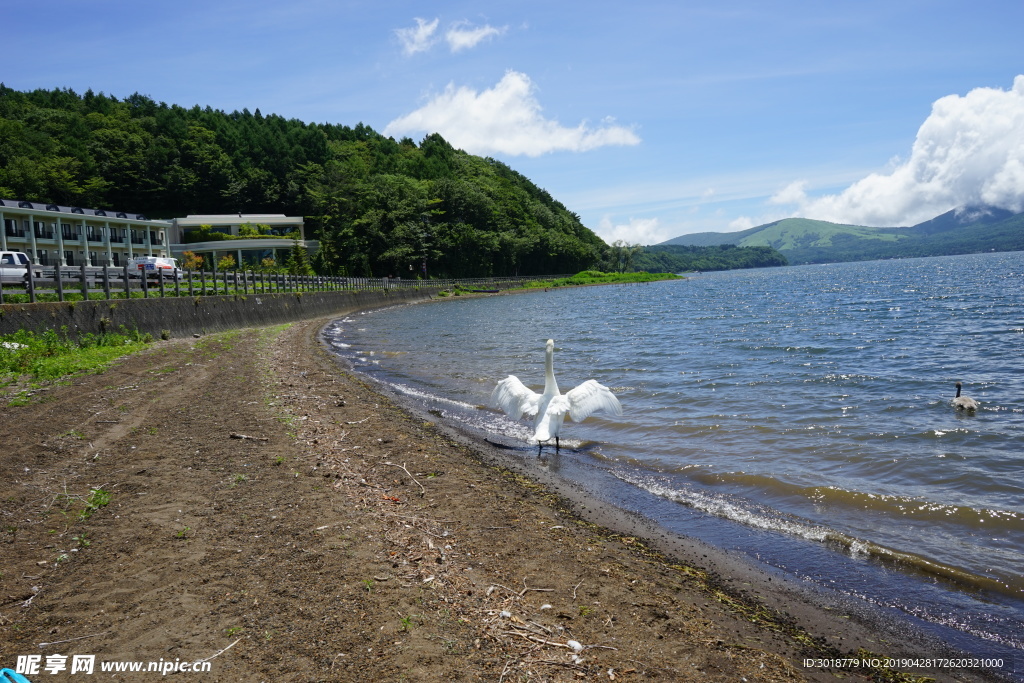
<box><xmin>0</xmin><ymin>199</ymin><xmax>170</xmax><ymax>267</ymax></box>
<box><xmin>0</xmin><ymin>199</ymin><xmax>315</xmax><ymax>269</ymax></box>
<box><xmin>170</xmin><ymin>213</ymin><xmax>317</xmax><ymax>269</ymax></box>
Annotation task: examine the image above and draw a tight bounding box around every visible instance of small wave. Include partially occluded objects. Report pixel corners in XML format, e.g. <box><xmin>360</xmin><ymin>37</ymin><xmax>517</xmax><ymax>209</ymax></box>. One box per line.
<box><xmin>804</xmin><ymin>485</ymin><xmax>1022</xmax><ymax>529</ymax></box>
<box><xmin>661</xmin><ymin>468</ymin><xmax>1022</xmax><ymax>532</ymax></box>
<box><xmin>615</xmin><ymin>471</ymin><xmax>833</xmax><ymax>542</ymax></box>
<box><xmin>390</xmin><ymin>382</ymin><xmax>477</xmax><ymax>410</ymax></box>
<box><xmin>616</xmin><ymin>471</ymin><xmax>1023</xmax><ymax>597</ymax></box>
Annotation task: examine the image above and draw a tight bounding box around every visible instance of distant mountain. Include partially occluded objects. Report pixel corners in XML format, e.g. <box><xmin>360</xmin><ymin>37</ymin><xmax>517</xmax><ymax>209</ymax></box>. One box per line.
<box><xmin>903</xmin><ymin>205</ymin><xmax>1016</xmax><ymax>235</ymax></box>
<box><xmin>658</xmin><ymin>205</ymin><xmax>1024</xmax><ymax>264</ymax></box>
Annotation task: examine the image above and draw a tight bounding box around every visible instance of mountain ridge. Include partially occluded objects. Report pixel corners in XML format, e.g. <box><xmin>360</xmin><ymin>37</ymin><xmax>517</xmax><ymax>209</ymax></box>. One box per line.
<box><xmin>658</xmin><ymin>204</ymin><xmax>1024</xmax><ymax>264</ymax></box>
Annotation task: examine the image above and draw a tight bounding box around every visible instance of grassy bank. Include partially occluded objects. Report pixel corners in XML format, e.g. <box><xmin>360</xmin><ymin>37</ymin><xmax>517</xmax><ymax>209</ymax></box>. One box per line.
<box><xmin>521</xmin><ymin>270</ymin><xmax>682</xmax><ymax>287</ymax></box>
<box><xmin>437</xmin><ymin>270</ymin><xmax>682</xmax><ymax>296</ymax></box>
<box><xmin>0</xmin><ymin>327</ymin><xmax>153</xmax><ymax>400</ymax></box>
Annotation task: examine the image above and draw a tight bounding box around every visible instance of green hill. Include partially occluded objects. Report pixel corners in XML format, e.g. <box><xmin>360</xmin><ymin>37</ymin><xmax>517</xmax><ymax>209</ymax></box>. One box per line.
<box><xmin>632</xmin><ymin>244</ymin><xmax>788</xmax><ymax>273</ymax></box>
<box><xmin>659</xmin><ymin>209</ymin><xmax>1024</xmax><ymax>264</ymax></box>
<box><xmin>0</xmin><ymin>85</ymin><xmax>607</xmax><ymax>278</ymax></box>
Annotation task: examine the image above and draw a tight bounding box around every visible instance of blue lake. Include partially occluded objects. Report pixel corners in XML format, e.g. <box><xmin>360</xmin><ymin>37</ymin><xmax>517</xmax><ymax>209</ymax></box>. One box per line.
<box><xmin>324</xmin><ymin>252</ymin><xmax>1024</xmax><ymax>666</ymax></box>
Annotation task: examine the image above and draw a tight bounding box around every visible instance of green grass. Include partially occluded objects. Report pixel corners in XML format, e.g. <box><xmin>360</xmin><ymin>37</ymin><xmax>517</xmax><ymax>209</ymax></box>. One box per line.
<box><xmin>518</xmin><ymin>270</ymin><xmax>682</xmax><ymax>288</ymax></box>
<box><xmin>440</xmin><ymin>270</ymin><xmax>680</xmax><ymax>297</ymax></box>
<box><xmin>79</xmin><ymin>487</ymin><xmax>112</xmax><ymax>520</ymax></box>
<box><xmin>0</xmin><ymin>327</ymin><xmax>153</xmax><ymax>389</ymax></box>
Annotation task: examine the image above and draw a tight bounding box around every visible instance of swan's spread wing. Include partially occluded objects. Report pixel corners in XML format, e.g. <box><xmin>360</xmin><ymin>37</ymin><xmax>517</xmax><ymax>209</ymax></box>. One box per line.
<box><xmin>491</xmin><ymin>375</ymin><xmax>541</xmax><ymax>420</ymax></box>
<box><xmin>564</xmin><ymin>380</ymin><xmax>623</xmax><ymax>422</ymax></box>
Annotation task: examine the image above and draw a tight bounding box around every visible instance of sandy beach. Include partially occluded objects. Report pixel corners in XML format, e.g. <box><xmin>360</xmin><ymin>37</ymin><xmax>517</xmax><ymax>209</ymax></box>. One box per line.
<box><xmin>0</xmin><ymin>315</ymin><xmax>999</xmax><ymax>681</ymax></box>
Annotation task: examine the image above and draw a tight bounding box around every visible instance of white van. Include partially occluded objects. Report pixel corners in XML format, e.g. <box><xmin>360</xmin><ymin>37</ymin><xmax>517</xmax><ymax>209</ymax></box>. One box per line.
<box><xmin>128</xmin><ymin>256</ymin><xmax>182</xmax><ymax>279</ymax></box>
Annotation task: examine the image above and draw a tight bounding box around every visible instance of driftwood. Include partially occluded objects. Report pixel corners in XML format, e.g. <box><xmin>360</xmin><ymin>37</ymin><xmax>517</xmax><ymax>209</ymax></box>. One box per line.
<box><xmin>229</xmin><ymin>432</ymin><xmax>268</xmax><ymax>442</ymax></box>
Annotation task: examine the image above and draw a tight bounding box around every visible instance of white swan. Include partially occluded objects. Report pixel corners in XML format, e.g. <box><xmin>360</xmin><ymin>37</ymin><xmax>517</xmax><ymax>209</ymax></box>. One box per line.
<box><xmin>953</xmin><ymin>382</ymin><xmax>980</xmax><ymax>411</ymax></box>
<box><xmin>491</xmin><ymin>339</ymin><xmax>622</xmax><ymax>454</ymax></box>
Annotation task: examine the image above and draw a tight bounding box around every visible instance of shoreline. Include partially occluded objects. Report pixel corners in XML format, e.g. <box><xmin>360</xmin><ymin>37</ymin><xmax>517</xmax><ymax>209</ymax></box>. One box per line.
<box><xmin>337</xmin><ymin>325</ymin><xmax>999</xmax><ymax>667</ymax></box>
<box><xmin>0</xmin><ymin>314</ymin><xmax>1010</xmax><ymax>681</ymax></box>
<box><xmin>319</xmin><ymin>317</ymin><xmax>1012</xmax><ymax>682</ymax></box>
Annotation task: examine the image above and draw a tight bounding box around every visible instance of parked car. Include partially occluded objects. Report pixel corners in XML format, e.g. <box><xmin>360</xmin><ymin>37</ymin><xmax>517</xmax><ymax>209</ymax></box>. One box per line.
<box><xmin>0</xmin><ymin>251</ymin><xmax>44</xmax><ymax>284</ymax></box>
<box><xmin>128</xmin><ymin>256</ymin><xmax>183</xmax><ymax>280</ymax></box>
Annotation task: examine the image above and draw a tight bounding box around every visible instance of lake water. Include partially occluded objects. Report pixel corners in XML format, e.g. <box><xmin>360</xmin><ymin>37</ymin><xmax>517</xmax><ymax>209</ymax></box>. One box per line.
<box><xmin>323</xmin><ymin>252</ymin><xmax>1024</xmax><ymax>668</ymax></box>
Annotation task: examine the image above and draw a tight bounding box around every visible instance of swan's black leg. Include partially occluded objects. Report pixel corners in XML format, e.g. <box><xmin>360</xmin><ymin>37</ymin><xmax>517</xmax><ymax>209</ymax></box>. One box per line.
<box><xmin>555</xmin><ymin>436</ymin><xmax>560</xmax><ymax>453</ymax></box>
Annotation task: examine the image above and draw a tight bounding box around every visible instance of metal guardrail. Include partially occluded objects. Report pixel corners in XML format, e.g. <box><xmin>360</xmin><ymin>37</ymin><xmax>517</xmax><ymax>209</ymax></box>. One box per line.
<box><xmin>0</xmin><ymin>264</ymin><xmax>572</xmax><ymax>305</ymax></box>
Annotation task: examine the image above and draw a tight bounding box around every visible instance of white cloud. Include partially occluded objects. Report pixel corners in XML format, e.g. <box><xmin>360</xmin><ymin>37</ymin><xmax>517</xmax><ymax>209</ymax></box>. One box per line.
<box><xmin>774</xmin><ymin>75</ymin><xmax>1024</xmax><ymax>226</ymax></box>
<box><xmin>396</xmin><ymin>17</ymin><xmax>439</xmax><ymax>55</ymax></box>
<box><xmin>596</xmin><ymin>216</ymin><xmax>674</xmax><ymax>245</ymax></box>
<box><xmin>384</xmin><ymin>70</ymin><xmax>641</xmax><ymax>157</ymax></box>
<box><xmin>446</xmin><ymin>21</ymin><xmax>506</xmax><ymax>52</ymax></box>
<box><xmin>769</xmin><ymin>180</ymin><xmax>807</xmax><ymax>205</ymax></box>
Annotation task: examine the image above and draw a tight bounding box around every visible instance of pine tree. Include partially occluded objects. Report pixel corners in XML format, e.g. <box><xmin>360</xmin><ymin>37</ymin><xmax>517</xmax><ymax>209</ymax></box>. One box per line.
<box><xmin>287</xmin><ymin>239</ymin><xmax>314</xmax><ymax>276</ymax></box>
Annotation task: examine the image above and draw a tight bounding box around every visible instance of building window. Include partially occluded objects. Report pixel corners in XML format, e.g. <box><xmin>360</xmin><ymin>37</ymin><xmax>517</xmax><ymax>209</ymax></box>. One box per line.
<box><xmin>64</xmin><ymin>251</ymin><xmax>75</xmax><ymax>266</ymax></box>
<box><xmin>4</xmin><ymin>219</ymin><xmax>24</xmax><ymax>238</ymax></box>
<box><xmin>34</xmin><ymin>222</ymin><xmax>54</xmax><ymax>240</ymax></box>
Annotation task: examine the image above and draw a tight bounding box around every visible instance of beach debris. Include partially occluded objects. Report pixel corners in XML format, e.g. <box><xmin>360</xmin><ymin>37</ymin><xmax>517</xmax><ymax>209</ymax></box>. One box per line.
<box><xmin>196</xmin><ymin>637</ymin><xmax>241</xmax><ymax>664</ymax></box>
<box><xmin>229</xmin><ymin>432</ymin><xmax>268</xmax><ymax>442</ymax></box>
<box><xmin>37</xmin><ymin>630</ymin><xmax>110</xmax><ymax>648</ymax></box>
<box><xmin>383</xmin><ymin>461</ymin><xmax>425</xmax><ymax>495</ymax></box>
<box><xmin>566</xmin><ymin>639</ymin><xmax>583</xmax><ymax>653</ymax></box>
<box><xmin>21</xmin><ymin>586</ymin><xmax>41</xmax><ymax>607</ymax></box>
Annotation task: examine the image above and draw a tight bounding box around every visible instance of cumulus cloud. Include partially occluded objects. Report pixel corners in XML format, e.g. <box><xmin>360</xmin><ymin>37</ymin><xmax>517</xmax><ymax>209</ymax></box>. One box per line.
<box><xmin>383</xmin><ymin>70</ymin><xmax>641</xmax><ymax>157</ymax></box>
<box><xmin>769</xmin><ymin>180</ymin><xmax>808</xmax><ymax>206</ymax></box>
<box><xmin>446</xmin><ymin>21</ymin><xmax>506</xmax><ymax>52</ymax></box>
<box><xmin>774</xmin><ymin>75</ymin><xmax>1024</xmax><ymax>226</ymax></box>
<box><xmin>728</xmin><ymin>216</ymin><xmax>756</xmax><ymax>231</ymax></box>
<box><xmin>596</xmin><ymin>216</ymin><xmax>673</xmax><ymax>245</ymax></box>
<box><xmin>396</xmin><ymin>17</ymin><xmax>439</xmax><ymax>55</ymax></box>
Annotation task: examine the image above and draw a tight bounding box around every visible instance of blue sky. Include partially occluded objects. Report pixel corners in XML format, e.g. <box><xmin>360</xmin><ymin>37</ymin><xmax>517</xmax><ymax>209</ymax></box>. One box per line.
<box><xmin>4</xmin><ymin>0</ymin><xmax>1024</xmax><ymax>244</ymax></box>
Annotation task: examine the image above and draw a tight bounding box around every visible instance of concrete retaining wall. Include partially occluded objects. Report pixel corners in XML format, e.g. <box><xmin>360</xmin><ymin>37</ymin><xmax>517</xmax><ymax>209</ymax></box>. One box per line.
<box><xmin>0</xmin><ymin>288</ymin><xmax>441</xmax><ymax>340</ymax></box>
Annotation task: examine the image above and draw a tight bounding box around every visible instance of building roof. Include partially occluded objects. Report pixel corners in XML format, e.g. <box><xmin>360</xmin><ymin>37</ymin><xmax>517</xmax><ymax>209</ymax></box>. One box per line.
<box><xmin>183</xmin><ymin>214</ymin><xmax>290</xmax><ymax>219</ymax></box>
<box><xmin>0</xmin><ymin>198</ymin><xmax>167</xmax><ymax>223</ymax></box>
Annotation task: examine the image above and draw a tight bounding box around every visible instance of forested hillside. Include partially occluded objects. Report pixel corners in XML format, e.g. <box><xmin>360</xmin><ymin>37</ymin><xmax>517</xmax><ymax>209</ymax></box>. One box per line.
<box><xmin>633</xmin><ymin>244</ymin><xmax>788</xmax><ymax>272</ymax></box>
<box><xmin>0</xmin><ymin>85</ymin><xmax>607</xmax><ymax>277</ymax></box>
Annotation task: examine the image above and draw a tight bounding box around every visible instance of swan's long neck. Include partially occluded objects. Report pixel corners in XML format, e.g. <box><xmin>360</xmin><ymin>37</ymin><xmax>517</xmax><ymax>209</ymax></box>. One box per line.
<box><xmin>543</xmin><ymin>340</ymin><xmax>559</xmax><ymax>396</ymax></box>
